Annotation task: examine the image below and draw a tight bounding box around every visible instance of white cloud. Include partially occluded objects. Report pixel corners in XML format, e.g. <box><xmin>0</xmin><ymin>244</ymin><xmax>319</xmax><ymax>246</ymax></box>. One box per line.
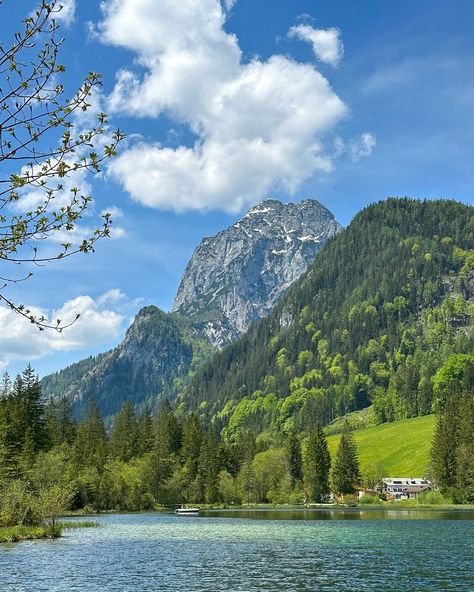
<box><xmin>223</xmin><ymin>0</ymin><xmax>237</xmax><ymax>12</ymax></box>
<box><xmin>0</xmin><ymin>291</ymin><xmax>126</xmax><ymax>368</ymax></box>
<box><xmin>332</xmin><ymin>133</ymin><xmax>377</xmax><ymax>162</ymax></box>
<box><xmin>54</xmin><ymin>0</ymin><xmax>76</xmax><ymax>26</ymax></box>
<box><xmin>97</xmin><ymin>0</ymin><xmax>349</xmax><ymax>213</ymax></box>
<box><xmin>288</xmin><ymin>24</ymin><xmax>343</xmax><ymax>67</ymax></box>
<box><xmin>350</xmin><ymin>132</ymin><xmax>377</xmax><ymax>162</ymax></box>
<box><xmin>101</xmin><ymin>206</ymin><xmax>124</xmax><ymax>219</ymax></box>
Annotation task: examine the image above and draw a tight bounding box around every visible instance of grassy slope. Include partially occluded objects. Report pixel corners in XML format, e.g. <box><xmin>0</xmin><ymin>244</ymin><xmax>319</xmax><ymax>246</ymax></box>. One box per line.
<box><xmin>326</xmin><ymin>415</ymin><xmax>436</xmax><ymax>476</ymax></box>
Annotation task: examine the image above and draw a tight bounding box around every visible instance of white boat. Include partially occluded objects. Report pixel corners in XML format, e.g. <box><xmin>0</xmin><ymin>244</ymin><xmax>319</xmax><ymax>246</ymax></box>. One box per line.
<box><xmin>175</xmin><ymin>507</ymin><xmax>200</xmax><ymax>515</ymax></box>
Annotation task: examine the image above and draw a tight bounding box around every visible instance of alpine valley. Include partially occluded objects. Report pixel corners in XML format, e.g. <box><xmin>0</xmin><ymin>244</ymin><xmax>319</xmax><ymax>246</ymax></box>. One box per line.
<box><xmin>41</xmin><ymin>197</ymin><xmax>474</xmax><ymax>445</ymax></box>
<box><xmin>41</xmin><ymin>198</ymin><xmax>341</xmax><ymax>422</ymax></box>
<box><xmin>5</xmin><ymin>196</ymin><xmax>474</xmax><ymax>515</ymax></box>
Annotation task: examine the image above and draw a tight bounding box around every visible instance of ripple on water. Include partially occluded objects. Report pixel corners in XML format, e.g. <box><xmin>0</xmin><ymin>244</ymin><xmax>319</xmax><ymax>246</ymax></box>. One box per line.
<box><xmin>1</xmin><ymin>512</ymin><xmax>473</xmax><ymax>591</ymax></box>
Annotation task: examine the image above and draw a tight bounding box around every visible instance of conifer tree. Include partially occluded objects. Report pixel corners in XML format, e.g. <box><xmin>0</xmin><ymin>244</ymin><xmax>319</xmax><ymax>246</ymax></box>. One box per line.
<box><xmin>151</xmin><ymin>400</ymin><xmax>182</xmax><ymax>497</ymax></box>
<box><xmin>286</xmin><ymin>429</ymin><xmax>303</xmax><ymax>487</ymax></box>
<box><xmin>72</xmin><ymin>397</ymin><xmax>107</xmax><ymax>471</ymax></box>
<box><xmin>17</xmin><ymin>366</ymin><xmax>47</xmax><ymax>453</ymax></box>
<box><xmin>0</xmin><ymin>407</ymin><xmax>19</xmax><ymax>481</ymax></box>
<box><xmin>110</xmin><ymin>402</ymin><xmax>139</xmax><ymax>462</ymax></box>
<box><xmin>456</xmin><ymin>393</ymin><xmax>474</xmax><ymax>502</ymax></box>
<box><xmin>331</xmin><ymin>423</ymin><xmax>360</xmax><ymax>495</ymax></box>
<box><xmin>303</xmin><ymin>423</ymin><xmax>331</xmax><ymax>502</ymax></box>
<box><xmin>238</xmin><ymin>458</ymin><xmax>255</xmax><ymax>505</ymax></box>
<box><xmin>44</xmin><ymin>396</ymin><xmax>77</xmax><ymax>447</ymax></box>
<box><xmin>137</xmin><ymin>408</ymin><xmax>154</xmax><ymax>456</ymax></box>
<box><xmin>431</xmin><ymin>399</ymin><xmax>459</xmax><ymax>489</ymax></box>
<box><xmin>181</xmin><ymin>413</ymin><xmax>203</xmax><ymax>485</ymax></box>
<box><xmin>197</xmin><ymin>432</ymin><xmax>220</xmax><ymax>503</ymax></box>
<box><xmin>153</xmin><ymin>400</ymin><xmax>181</xmax><ymax>459</ymax></box>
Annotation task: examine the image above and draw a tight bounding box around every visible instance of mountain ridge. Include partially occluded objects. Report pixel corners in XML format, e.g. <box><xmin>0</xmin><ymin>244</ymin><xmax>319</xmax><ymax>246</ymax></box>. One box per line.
<box><xmin>179</xmin><ymin>198</ymin><xmax>474</xmax><ymax>439</ymax></box>
<box><xmin>173</xmin><ymin>198</ymin><xmax>341</xmax><ymax>347</ymax></box>
<box><xmin>42</xmin><ymin>197</ymin><xmax>340</xmax><ymax>420</ymax></box>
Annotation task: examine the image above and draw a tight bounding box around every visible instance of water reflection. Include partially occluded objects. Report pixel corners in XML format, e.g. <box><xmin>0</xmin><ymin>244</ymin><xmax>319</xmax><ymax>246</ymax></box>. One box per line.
<box><xmin>201</xmin><ymin>507</ymin><xmax>474</xmax><ymax>521</ymax></box>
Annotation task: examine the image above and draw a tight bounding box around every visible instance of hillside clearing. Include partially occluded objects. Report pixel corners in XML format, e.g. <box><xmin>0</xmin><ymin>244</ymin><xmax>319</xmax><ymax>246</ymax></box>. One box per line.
<box><xmin>326</xmin><ymin>415</ymin><xmax>436</xmax><ymax>476</ymax></box>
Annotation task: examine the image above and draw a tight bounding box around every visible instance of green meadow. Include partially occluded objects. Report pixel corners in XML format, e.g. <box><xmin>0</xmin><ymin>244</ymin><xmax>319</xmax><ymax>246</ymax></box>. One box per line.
<box><xmin>327</xmin><ymin>415</ymin><xmax>436</xmax><ymax>476</ymax></box>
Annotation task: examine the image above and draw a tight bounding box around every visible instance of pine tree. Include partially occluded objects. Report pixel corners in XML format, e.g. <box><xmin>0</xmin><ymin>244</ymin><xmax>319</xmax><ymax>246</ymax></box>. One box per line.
<box><xmin>238</xmin><ymin>458</ymin><xmax>255</xmax><ymax>505</ymax></box>
<box><xmin>151</xmin><ymin>400</ymin><xmax>182</xmax><ymax>497</ymax></box>
<box><xmin>181</xmin><ymin>413</ymin><xmax>203</xmax><ymax>485</ymax></box>
<box><xmin>456</xmin><ymin>393</ymin><xmax>474</xmax><ymax>502</ymax></box>
<box><xmin>44</xmin><ymin>396</ymin><xmax>77</xmax><ymax>448</ymax></box>
<box><xmin>431</xmin><ymin>397</ymin><xmax>459</xmax><ymax>489</ymax></box>
<box><xmin>331</xmin><ymin>423</ymin><xmax>360</xmax><ymax>496</ymax></box>
<box><xmin>197</xmin><ymin>432</ymin><xmax>220</xmax><ymax>503</ymax></box>
<box><xmin>153</xmin><ymin>400</ymin><xmax>181</xmax><ymax>459</ymax></box>
<box><xmin>72</xmin><ymin>397</ymin><xmax>107</xmax><ymax>472</ymax></box>
<box><xmin>15</xmin><ymin>366</ymin><xmax>47</xmax><ymax>454</ymax></box>
<box><xmin>286</xmin><ymin>429</ymin><xmax>303</xmax><ymax>487</ymax></box>
<box><xmin>303</xmin><ymin>423</ymin><xmax>331</xmax><ymax>502</ymax></box>
<box><xmin>137</xmin><ymin>408</ymin><xmax>154</xmax><ymax>455</ymax></box>
<box><xmin>55</xmin><ymin>396</ymin><xmax>77</xmax><ymax>446</ymax></box>
<box><xmin>0</xmin><ymin>403</ymin><xmax>19</xmax><ymax>481</ymax></box>
<box><xmin>110</xmin><ymin>402</ymin><xmax>139</xmax><ymax>462</ymax></box>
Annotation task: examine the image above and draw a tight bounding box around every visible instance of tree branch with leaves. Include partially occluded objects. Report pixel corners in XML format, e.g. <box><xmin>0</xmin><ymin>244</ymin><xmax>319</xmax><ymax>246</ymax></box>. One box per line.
<box><xmin>0</xmin><ymin>0</ymin><xmax>124</xmax><ymax>331</ymax></box>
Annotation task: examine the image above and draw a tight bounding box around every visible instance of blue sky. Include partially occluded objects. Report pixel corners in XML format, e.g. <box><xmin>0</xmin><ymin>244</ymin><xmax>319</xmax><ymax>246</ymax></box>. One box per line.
<box><xmin>0</xmin><ymin>0</ymin><xmax>473</xmax><ymax>377</ymax></box>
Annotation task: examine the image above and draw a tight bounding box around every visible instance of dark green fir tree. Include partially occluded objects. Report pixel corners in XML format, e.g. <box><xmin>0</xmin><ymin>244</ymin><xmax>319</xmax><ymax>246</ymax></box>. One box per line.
<box><xmin>331</xmin><ymin>423</ymin><xmax>360</xmax><ymax>496</ymax></box>
<box><xmin>304</xmin><ymin>423</ymin><xmax>331</xmax><ymax>502</ymax></box>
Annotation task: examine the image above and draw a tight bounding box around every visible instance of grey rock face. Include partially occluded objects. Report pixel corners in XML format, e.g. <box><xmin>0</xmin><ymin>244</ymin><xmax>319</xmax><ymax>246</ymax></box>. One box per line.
<box><xmin>173</xmin><ymin>199</ymin><xmax>341</xmax><ymax>347</ymax></box>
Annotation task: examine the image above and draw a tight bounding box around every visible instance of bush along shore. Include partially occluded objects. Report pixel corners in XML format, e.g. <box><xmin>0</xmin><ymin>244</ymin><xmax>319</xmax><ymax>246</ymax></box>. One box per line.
<box><xmin>0</xmin><ymin>521</ymin><xmax>98</xmax><ymax>543</ymax></box>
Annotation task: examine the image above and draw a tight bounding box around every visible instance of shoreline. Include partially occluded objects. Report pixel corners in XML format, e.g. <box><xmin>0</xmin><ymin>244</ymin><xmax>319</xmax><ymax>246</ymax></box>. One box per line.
<box><xmin>197</xmin><ymin>503</ymin><xmax>474</xmax><ymax>513</ymax></box>
<box><xmin>62</xmin><ymin>502</ymin><xmax>474</xmax><ymax>517</ymax></box>
<box><xmin>0</xmin><ymin>521</ymin><xmax>99</xmax><ymax>544</ymax></box>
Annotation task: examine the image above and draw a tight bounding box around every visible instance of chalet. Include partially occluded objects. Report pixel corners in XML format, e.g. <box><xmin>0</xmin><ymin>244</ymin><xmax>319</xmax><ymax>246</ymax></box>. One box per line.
<box><xmin>382</xmin><ymin>477</ymin><xmax>431</xmax><ymax>500</ymax></box>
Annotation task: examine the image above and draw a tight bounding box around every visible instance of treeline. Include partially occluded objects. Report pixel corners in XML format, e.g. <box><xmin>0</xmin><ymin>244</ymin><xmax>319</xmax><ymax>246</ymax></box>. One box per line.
<box><xmin>182</xmin><ymin>199</ymin><xmax>474</xmax><ymax>442</ymax></box>
<box><xmin>1</xmin><ymin>366</ymin><xmax>365</xmax><ymax>521</ymax></box>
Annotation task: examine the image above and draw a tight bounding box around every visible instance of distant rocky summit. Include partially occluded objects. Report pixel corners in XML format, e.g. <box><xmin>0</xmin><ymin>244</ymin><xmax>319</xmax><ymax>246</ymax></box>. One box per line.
<box><xmin>42</xmin><ymin>198</ymin><xmax>341</xmax><ymax>420</ymax></box>
<box><xmin>173</xmin><ymin>199</ymin><xmax>341</xmax><ymax>347</ymax></box>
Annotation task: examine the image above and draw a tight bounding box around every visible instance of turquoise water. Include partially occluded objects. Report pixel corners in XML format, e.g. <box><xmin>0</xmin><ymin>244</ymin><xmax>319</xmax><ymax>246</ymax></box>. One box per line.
<box><xmin>1</xmin><ymin>510</ymin><xmax>473</xmax><ymax>591</ymax></box>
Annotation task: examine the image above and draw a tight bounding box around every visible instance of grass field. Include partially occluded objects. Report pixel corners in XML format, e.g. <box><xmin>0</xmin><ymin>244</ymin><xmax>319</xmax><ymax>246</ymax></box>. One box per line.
<box><xmin>326</xmin><ymin>414</ymin><xmax>436</xmax><ymax>476</ymax></box>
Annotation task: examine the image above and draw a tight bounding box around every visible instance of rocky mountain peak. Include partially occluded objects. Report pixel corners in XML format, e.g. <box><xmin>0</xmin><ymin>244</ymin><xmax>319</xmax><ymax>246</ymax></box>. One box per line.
<box><xmin>172</xmin><ymin>198</ymin><xmax>342</xmax><ymax>347</ymax></box>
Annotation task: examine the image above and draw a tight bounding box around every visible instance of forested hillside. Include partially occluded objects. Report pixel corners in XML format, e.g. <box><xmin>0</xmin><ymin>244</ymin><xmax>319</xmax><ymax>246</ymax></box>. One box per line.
<box><xmin>182</xmin><ymin>199</ymin><xmax>474</xmax><ymax>444</ymax></box>
<box><xmin>42</xmin><ymin>307</ymin><xmax>213</xmax><ymax>422</ymax></box>
<box><xmin>2</xmin><ymin>199</ymin><xmax>473</xmax><ymax>520</ymax></box>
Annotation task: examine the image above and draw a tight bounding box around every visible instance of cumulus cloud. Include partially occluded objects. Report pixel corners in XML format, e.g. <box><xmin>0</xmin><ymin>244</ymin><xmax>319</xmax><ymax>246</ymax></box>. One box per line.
<box><xmin>54</xmin><ymin>0</ymin><xmax>76</xmax><ymax>26</ymax></box>
<box><xmin>288</xmin><ymin>24</ymin><xmax>343</xmax><ymax>67</ymax></box>
<box><xmin>0</xmin><ymin>291</ymin><xmax>126</xmax><ymax>368</ymax></box>
<box><xmin>223</xmin><ymin>0</ymin><xmax>237</xmax><ymax>12</ymax></box>
<box><xmin>97</xmin><ymin>0</ymin><xmax>349</xmax><ymax>213</ymax></box>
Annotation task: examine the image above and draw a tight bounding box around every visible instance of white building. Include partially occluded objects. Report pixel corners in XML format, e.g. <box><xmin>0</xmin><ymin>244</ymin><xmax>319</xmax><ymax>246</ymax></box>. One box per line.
<box><xmin>383</xmin><ymin>477</ymin><xmax>431</xmax><ymax>500</ymax></box>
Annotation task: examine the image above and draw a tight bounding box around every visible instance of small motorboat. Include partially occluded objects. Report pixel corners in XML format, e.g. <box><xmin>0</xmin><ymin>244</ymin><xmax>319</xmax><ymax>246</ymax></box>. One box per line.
<box><xmin>175</xmin><ymin>506</ymin><xmax>200</xmax><ymax>515</ymax></box>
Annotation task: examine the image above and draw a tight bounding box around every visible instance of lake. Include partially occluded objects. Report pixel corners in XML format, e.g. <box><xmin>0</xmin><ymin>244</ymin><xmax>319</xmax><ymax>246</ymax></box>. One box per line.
<box><xmin>1</xmin><ymin>509</ymin><xmax>473</xmax><ymax>591</ymax></box>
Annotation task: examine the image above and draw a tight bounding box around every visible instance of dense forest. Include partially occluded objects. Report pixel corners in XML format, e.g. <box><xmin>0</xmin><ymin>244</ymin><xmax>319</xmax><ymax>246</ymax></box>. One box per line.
<box><xmin>0</xmin><ymin>366</ymin><xmax>366</xmax><ymax>525</ymax></box>
<box><xmin>1</xmin><ymin>354</ymin><xmax>473</xmax><ymax>529</ymax></box>
<box><xmin>182</xmin><ymin>199</ymin><xmax>474</xmax><ymax>448</ymax></box>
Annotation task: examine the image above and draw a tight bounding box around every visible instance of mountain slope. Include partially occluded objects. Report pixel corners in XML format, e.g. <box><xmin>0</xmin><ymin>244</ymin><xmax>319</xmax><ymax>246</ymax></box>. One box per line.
<box><xmin>326</xmin><ymin>414</ymin><xmax>436</xmax><ymax>476</ymax></box>
<box><xmin>42</xmin><ymin>198</ymin><xmax>341</xmax><ymax>421</ymax></box>
<box><xmin>41</xmin><ymin>306</ymin><xmax>212</xmax><ymax>422</ymax></box>
<box><xmin>180</xmin><ymin>198</ymin><xmax>474</xmax><ymax>438</ymax></box>
<box><xmin>173</xmin><ymin>199</ymin><xmax>341</xmax><ymax>347</ymax></box>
